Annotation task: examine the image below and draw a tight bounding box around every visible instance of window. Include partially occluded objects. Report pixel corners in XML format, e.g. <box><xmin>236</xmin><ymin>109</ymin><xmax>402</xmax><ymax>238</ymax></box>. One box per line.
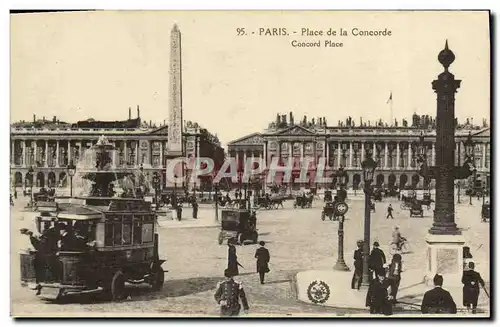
<box><xmin>123</xmin><ymin>215</ymin><xmax>132</xmax><ymax>245</ymax></box>
<box><xmin>133</xmin><ymin>216</ymin><xmax>142</xmax><ymax>244</ymax></box>
<box><xmin>113</xmin><ymin>222</ymin><xmax>122</xmax><ymax>245</ymax></box>
<box><xmin>105</xmin><ymin>223</ymin><xmax>113</xmax><ymax>246</ymax></box>
<box><xmin>142</xmin><ymin>223</ymin><xmax>154</xmax><ymax>243</ymax></box>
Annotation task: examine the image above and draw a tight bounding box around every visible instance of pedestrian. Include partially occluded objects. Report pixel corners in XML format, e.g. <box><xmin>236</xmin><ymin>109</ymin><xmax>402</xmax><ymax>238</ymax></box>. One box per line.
<box><xmin>227</xmin><ymin>239</ymin><xmax>239</xmax><ymax>276</ymax></box>
<box><xmin>366</xmin><ymin>268</ymin><xmax>393</xmax><ymax>315</ymax></box>
<box><xmin>10</xmin><ymin>194</ymin><xmax>14</xmax><ymax>206</ymax></box>
<box><xmin>462</xmin><ymin>262</ymin><xmax>485</xmax><ymax>314</ymax></box>
<box><xmin>387</xmin><ymin>253</ymin><xmax>402</xmax><ymax>302</ymax></box>
<box><xmin>254</xmin><ymin>241</ymin><xmax>270</xmax><ymax>284</ymax></box>
<box><xmin>351</xmin><ymin>240</ymin><xmax>364</xmax><ymax>290</ymax></box>
<box><xmin>176</xmin><ymin>203</ymin><xmax>182</xmax><ymax>221</ymax></box>
<box><xmin>421</xmin><ymin>274</ymin><xmax>457</xmax><ymax>314</ymax></box>
<box><xmin>386</xmin><ymin>204</ymin><xmax>394</xmax><ymax>219</ymax></box>
<box><xmin>369</xmin><ymin>241</ymin><xmax>386</xmax><ymax>280</ymax></box>
<box><xmin>14</xmin><ymin>189</ymin><xmax>17</xmax><ymax>199</ymax></box>
<box><xmin>214</xmin><ymin>269</ymin><xmax>250</xmax><ymax>316</ymax></box>
<box><xmin>192</xmin><ymin>199</ymin><xmax>198</xmax><ymax>219</ymax></box>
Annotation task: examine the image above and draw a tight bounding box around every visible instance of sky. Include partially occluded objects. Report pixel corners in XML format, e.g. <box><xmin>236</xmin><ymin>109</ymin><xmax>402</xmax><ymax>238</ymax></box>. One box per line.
<box><xmin>10</xmin><ymin>11</ymin><xmax>490</xmax><ymax>147</ymax></box>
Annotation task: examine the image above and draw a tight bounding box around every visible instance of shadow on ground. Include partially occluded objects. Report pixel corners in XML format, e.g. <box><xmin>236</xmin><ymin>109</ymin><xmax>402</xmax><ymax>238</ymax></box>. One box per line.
<box><xmin>50</xmin><ymin>276</ymin><xmax>224</xmax><ymax>305</ymax></box>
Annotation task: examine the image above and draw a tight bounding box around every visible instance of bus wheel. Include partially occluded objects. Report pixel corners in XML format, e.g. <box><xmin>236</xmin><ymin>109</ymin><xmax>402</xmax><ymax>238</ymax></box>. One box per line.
<box><xmin>150</xmin><ymin>264</ymin><xmax>164</xmax><ymax>291</ymax></box>
<box><xmin>110</xmin><ymin>270</ymin><xmax>126</xmax><ymax>301</ymax></box>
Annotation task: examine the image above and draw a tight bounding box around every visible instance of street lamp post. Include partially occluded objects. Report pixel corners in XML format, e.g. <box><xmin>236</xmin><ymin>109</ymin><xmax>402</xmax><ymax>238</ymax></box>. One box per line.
<box><xmin>333</xmin><ymin>167</ymin><xmax>349</xmax><ymax>271</ymax></box>
<box><xmin>28</xmin><ymin>166</ymin><xmax>34</xmax><ymax>205</ymax></box>
<box><xmin>67</xmin><ymin>161</ymin><xmax>76</xmax><ymax>197</ymax></box>
<box><xmin>463</xmin><ymin>132</ymin><xmax>475</xmax><ymax>205</ymax></box>
<box><xmin>214</xmin><ymin>181</ymin><xmax>219</xmax><ymax>222</ymax></box>
<box><xmin>417</xmin><ymin>132</ymin><xmax>431</xmax><ymax>192</ymax></box>
<box><xmin>361</xmin><ymin>151</ymin><xmax>377</xmax><ymax>287</ymax></box>
<box><xmin>152</xmin><ymin>173</ymin><xmax>160</xmax><ymax>209</ymax></box>
<box><xmin>457</xmin><ymin>141</ymin><xmax>462</xmax><ymax>204</ymax></box>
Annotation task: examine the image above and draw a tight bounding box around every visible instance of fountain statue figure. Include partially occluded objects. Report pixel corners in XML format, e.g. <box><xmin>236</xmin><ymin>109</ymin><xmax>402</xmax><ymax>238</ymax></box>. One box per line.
<box><xmin>76</xmin><ymin>135</ymin><xmax>137</xmax><ymax>199</ymax></box>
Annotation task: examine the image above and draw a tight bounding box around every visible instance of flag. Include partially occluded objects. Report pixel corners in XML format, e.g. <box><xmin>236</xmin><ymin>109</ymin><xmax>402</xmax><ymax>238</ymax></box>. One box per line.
<box><xmin>386</xmin><ymin>92</ymin><xmax>393</xmax><ymax>104</ymax></box>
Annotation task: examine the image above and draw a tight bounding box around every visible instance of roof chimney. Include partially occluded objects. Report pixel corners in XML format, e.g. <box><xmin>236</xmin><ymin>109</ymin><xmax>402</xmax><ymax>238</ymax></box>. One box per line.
<box><xmin>137</xmin><ymin>105</ymin><xmax>140</xmax><ymax>119</ymax></box>
<box><xmin>129</xmin><ymin>107</ymin><xmax>131</xmax><ymax>120</ymax></box>
<box><xmin>33</xmin><ymin>114</ymin><xmax>36</xmax><ymax>123</ymax></box>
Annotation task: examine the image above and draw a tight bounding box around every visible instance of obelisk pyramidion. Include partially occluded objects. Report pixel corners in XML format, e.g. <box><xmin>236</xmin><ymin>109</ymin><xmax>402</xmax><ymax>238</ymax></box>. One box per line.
<box><xmin>166</xmin><ymin>24</ymin><xmax>184</xmax><ymax>182</ymax></box>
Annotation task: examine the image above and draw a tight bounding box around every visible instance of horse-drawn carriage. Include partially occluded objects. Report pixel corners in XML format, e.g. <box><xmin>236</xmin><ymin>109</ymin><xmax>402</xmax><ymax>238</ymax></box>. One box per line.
<box><xmin>321</xmin><ymin>202</ymin><xmax>335</xmax><ymax>221</ymax></box>
<box><xmin>481</xmin><ymin>203</ymin><xmax>490</xmax><ymax>222</ymax></box>
<box><xmin>294</xmin><ymin>193</ymin><xmax>313</xmax><ymax>209</ymax></box>
<box><xmin>324</xmin><ymin>190</ymin><xmax>332</xmax><ymax>202</ymax></box>
<box><xmin>257</xmin><ymin>195</ymin><xmax>285</xmax><ymax>210</ymax></box>
<box><xmin>400</xmin><ymin>191</ymin><xmax>417</xmax><ymax>210</ymax></box>
<box><xmin>409</xmin><ymin>201</ymin><xmax>424</xmax><ymax>218</ymax></box>
<box><xmin>218</xmin><ymin>209</ymin><xmax>258</xmax><ymax>245</ymax></box>
<box><xmin>372</xmin><ymin>188</ymin><xmax>383</xmax><ymax>202</ymax></box>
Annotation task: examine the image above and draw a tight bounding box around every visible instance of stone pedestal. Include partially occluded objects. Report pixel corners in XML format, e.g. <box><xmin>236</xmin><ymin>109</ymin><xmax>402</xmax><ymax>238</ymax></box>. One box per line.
<box><xmin>425</xmin><ymin>234</ymin><xmax>465</xmax><ymax>286</ymax></box>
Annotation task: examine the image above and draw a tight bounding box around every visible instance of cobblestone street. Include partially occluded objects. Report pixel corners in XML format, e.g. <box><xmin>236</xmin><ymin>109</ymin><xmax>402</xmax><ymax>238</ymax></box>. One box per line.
<box><xmin>10</xmin><ymin>195</ymin><xmax>490</xmax><ymax>317</ymax></box>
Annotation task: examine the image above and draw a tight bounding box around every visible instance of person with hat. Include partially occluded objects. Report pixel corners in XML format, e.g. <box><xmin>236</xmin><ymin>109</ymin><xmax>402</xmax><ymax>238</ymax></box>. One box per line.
<box><xmin>227</xmin><ymin>238</ymin><xmax>240</xmax><ymax>276</ymax></box>
<box><xmin>254</xmin><ymin>241</ymin><xmax>270</xmax><ymax>284</ymax></box>
<box><xmin>421</xmin><ymin>274</ymin><xmax>457</xmax><ymax>314</ymax></box>
<box><xmin>214</xmin><ymin>269</ymin><xmax>250</xmax><ymax>316</ymax></box>
<box><xmin>462</xmin><ymin>262</ymin><xmax>485</xmax><ymax>314</ymax></box>
<box><xmin>365</xmin><ymin>267</ymin><xmax>393</xmax><ymax>315</ymax></box>
<box><xmin>369</xmin><ymin>241</ymin><xmax>386</xmax><ymax>281</ymax></box>
<box><xmin>58</xmin><ymin>223</ymin><xmax>86</xmax><ymax>252</ymax></box>
<box><xmin>387</xmin><ymin>253</ymin><xmax>403</xmax><ymax>303</ymax></box>
<box><xmin>351</xmin><ymin>240</ymin><xmax>364</xmax><ymax>290</ymax></box>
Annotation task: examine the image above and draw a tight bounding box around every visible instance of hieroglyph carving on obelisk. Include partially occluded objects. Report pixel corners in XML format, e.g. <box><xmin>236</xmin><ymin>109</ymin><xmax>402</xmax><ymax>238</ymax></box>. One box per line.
<box><xmin>167</xmin><ymin>24</ymin><xmax>183</xmax><ymax>156</ymax></box>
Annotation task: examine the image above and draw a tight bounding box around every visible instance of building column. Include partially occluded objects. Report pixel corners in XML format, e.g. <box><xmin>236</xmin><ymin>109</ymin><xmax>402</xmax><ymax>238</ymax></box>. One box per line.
<box><xmin>159</xmin><ymin>141</ymin><xmax>163</xmax><ymax>167</ymax></box>
<box><xmin>10</xmin><ymin>141</ymin><xmax>14</xmax><ymax>165</ymax></box>
<box><xmin>349</xmin><ymin>142</ymin><xmax>353</xmax><ymax>169</ymax></box>
<box><xmin>372</xmin><ymin>142</ymin><xmax>376</xmax><ymax>158</ymax></box>
<box><xmin>407</xmin><ymin>143</ymin><xmax>412</xmax><ymax>169</ymax></box>
<box><xmin>236</xmin><ymin>151</ymin><xmax>240</xmax><ymax>173</ymax></box>
<box><xmin>263</xmin><ymin>141</ymin><xmax>268</xmax><ymax>167</ymax></box>
<box><xmin>396</xmin><ymin>142</ymin><xmax>400</xmax><ymax>169</ymax></box>
<box><xmin>67</xmin><ymin>141</ymin><xmax>72</xmax><ymax>165</ymax></box>
<box><xmin>33</xmin><ymin>141</ymin><xmax>38</xmax><ymax>166</ymax></box>
<box><xmin>22</xmin><ymin>140</ymin><xmax>26</xmax><ymax>166</ymax></box>
<box><xmin>384</xmin><ymin>142</ymin><xmax>388</xmax><ymax>169</ymax></box>
<box><xmin>44</xmin><ymin>141</ymin><xmax>48</xmax><ymax>167</ymax></box>
<box><xmin>361</xmin><ymin>142</ymin><xmax>365</xmax><ymax>163</ymax></box>
<box><xmin>243</xmin><ymin>151</ymin><xmax>247</xmax><ymax>170</ymax></box>
<box><xmin>300</xmin><ymin>142</ymin><xmax>304</xmax><ymax>159</ymax></box>
<box><xmin>432</xmin><ymin>142</ymin><xmax>436</xmax><ymax>166</ymax></box>
<box><xmin>56</xmin><ymin>140</ymin><xmax>60</xmax><ymax>167</ymax></box>
<box><xmin>482</xmin><ymin>143</ymin><xmax>486</xmax><ymax>169</ymax></box>
<box><xmin>135</xmin><ymin>141</ymin><xmax>139</xmax><ymax>166</ymax></box>
<box><xmin>337</xmin><ymin>141</ymin><xmax>341</xmax><ymax>168</ymax></box>
<box><xmin>124</xmin><ymin>141</ymin><xmax>128</xmax><ymax>167</ymax></box>
<box><xmin>324</xmin><ymin>140</ymin><xmax>329</xmax><ymax>168</ymax></box>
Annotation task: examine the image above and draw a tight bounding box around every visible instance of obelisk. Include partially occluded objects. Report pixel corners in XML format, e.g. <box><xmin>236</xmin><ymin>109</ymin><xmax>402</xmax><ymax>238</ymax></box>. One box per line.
<box><xmin>166</xmin><ymin>24</ymin><xmax>184</xmax><ymax>185</ymax></box>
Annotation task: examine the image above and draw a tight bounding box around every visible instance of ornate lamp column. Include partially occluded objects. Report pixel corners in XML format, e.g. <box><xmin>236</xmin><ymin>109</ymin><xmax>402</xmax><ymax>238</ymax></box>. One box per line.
<box><xmin>333</xmin><ymin>167</ymin><xmax>349</xmax><ymax>271</ymax></box>
<box><xmin>67</xmin><ymin>161</ymin><xmax>76</xmax><ymax>197</ymax></box>
<box><xmin>361</xmin><ymin>150</ymin><xmax>377</xmax><ymax>287</ymax></box>
<box><xmin>425</xmin><ymin>41</ymin><xmax>471</xmax><ymax>286</ymax></box>
<box><xmin>463</xmin><ymin>132</ymin><xmax>476</xmax><ymax>205</ymax></box>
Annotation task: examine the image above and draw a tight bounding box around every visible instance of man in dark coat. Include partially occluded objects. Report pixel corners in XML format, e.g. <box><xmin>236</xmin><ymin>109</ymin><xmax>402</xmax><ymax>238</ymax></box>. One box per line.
<box><xmin>421</xmin><ymin>274</ymin><xmax>457</xmax><ymax>314</ymax></box>
<box><xmin>254</xmin><ymin>241</ymin><xmax>270</xmax><ymax>284</ymax></box>
<box><xmin>351</xmin><ymin>240</ymin><xmax>364</xmax><ymax>290</ymax></box>
<box><xmin>366</xmin><ymin>268</ymin><xmax>393</xmax><ymax>315</ymax></box>
<box><xmin>387</xmin><ymin>253</ymin><xmax>403</xmax><ymax>302</ymax></box>
<box><xmin>227</xmin><ymin>239</ymin><xmax>239</xmax><ymax>276</ymax></box>
<box><xmin>214</xmin><ymin>269</ymin><xmax>249</xmax><ymax>316</ymax></box>
<box><xmin>369</xmin><ymin>241</ymin><xmax>386</xmax><ymax>280</ymax></box>
<box><xmin>192</xmin><ymin>199</ymin><xmax>198</xmax><ymax>219</ymax></box>
<box><xmin>462</xmin><ymin>262</ymin><xmax>485</xmax><ymax>314</ymax></box>
<box><xmin>58</xmin><ymin>223</ymin><xmax>86</xmax><ymax>251</ymax></box>
<box><xmin>386</xmin><ymin>204</ymin><xmax>394</xmax><ymax>219</ymax></box>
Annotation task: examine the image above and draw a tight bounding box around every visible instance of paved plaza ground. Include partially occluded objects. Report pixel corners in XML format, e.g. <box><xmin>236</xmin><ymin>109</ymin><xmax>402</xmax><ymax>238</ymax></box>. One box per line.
<box><xmin>10</xmin><ymin>194</ymin><xmax>490</xmax><ymax>317</ymax></box>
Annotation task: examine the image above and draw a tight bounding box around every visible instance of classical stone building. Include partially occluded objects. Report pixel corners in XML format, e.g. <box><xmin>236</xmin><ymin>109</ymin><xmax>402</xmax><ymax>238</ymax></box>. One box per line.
<box><xmin>227</xmin><ymin>113</ymin><xmax>490</xmax><ymax>191</ymax></box>
<box><xmin>10</xmin><ymin>112</ymin><xmax>224</xmax><ymax>191</ymax></box>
